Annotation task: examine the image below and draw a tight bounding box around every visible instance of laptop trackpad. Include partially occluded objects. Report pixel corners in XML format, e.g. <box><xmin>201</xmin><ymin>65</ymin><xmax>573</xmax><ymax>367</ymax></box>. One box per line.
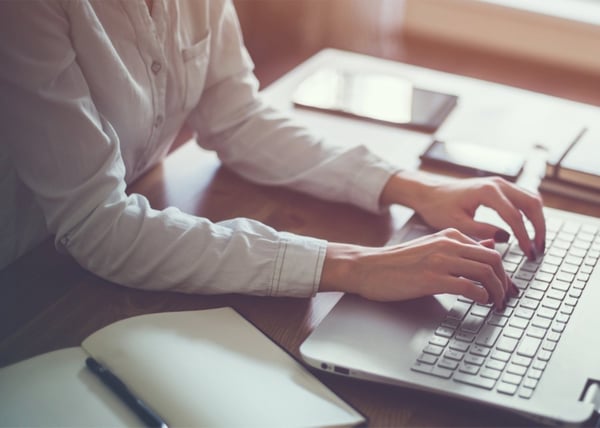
<box><xmin>301</xmin><ymin>293</ymin><xmax>455</xmax><ymax>381</ymax></box>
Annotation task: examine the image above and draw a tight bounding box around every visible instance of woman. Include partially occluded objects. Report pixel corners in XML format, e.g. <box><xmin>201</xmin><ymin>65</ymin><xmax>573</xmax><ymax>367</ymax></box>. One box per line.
<box><xmin>0</xmin><ymin>0</ymin><xmax>544</xmax><ymax>310</ymax></box>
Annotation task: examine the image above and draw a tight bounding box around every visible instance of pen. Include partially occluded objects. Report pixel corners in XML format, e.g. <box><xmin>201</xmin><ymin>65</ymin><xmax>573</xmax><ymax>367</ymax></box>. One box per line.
<box><xmin>85</xmin><ymin>357</ymin><xmax>168</xmax><ymax>428</ymax></box>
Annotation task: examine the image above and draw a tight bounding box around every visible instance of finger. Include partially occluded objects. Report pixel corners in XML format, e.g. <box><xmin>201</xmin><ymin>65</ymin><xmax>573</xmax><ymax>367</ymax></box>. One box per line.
<box><xmin>435</xmin><ymin>230</ymin><xmax>509</xmax><ymax>298</ymax></box>
<box><xmin>439</xmin><ymin>276</ymin><xmax>490</xmax><ymax>305</ymax></box>
<box><xmin>458</xmin><ymin>218</ymin><xmax>511</xmax><ymax>243</ymax></box>
<box><xmin>479</xmin><ymin>238</ymin><xmax>496</xmax><ymax>249</ymax></box>
<box><xmin>448</xmin><ymin>257</ymin><xmax>507</xmax><ymax>308</ymax></box>
<box><xmin>480</xmin><ymin>184</ymin><xmax>533</xmax><ymax>258</ymax></box>
<box><xmin>498</xmin><ymin>181</ymin><xmax>546</xmax><ymax>254</ymax></box>
<box><xmin>457</xmin><ymin>242</ymin><xmax>508</xmax><ymax>293</ymax></box>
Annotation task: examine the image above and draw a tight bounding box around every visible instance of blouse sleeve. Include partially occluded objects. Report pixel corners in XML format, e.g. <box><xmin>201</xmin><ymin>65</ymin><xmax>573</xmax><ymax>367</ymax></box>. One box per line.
<box><xmin>186</xmin><ymin>1</ymin><xmax>399</xmax><ymax>215</ymax></box>
<box><xmin>0</xmin><ymin>0</ymin><xmax>325</xmax><ymax>297</ymax></box>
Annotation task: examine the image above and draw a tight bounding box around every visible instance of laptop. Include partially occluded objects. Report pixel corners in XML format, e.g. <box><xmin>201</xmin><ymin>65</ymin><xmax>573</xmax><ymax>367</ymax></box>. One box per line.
<box><xmin>300</xmin><ymin>206</ymin><xmax>600</xmax><ymax>425</ymax></box>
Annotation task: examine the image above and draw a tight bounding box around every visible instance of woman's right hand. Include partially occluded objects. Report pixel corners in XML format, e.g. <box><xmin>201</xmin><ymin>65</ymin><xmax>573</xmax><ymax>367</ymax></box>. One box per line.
<box><xmin>320</xmin><ymin>228</ymin><xmax>518</xmax><ymax>310</ymax></box>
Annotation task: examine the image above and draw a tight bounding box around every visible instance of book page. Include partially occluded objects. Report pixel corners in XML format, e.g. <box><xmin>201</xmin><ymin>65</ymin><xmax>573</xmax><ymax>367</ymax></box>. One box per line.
<box><xmin>82</xmin><ymin>308</ymin><xmax>364</xmax><ymax>427</ymax></box>
<box><xmin>0</xmin><ymin>347</ymin><xmax>141</xmax><ymax>427</ymax></box>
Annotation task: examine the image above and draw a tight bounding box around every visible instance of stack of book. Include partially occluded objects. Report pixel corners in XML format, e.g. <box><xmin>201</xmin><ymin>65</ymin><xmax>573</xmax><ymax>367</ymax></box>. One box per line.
<box><xmin>540</xmin><ymin>127</ymin><xmax>600</xmax><ymax>204</ymax></box>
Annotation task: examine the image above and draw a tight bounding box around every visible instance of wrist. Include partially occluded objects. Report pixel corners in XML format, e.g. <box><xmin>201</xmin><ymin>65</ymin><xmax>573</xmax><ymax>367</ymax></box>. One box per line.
<box><xmin>379</xmin><ymin>170</ymin><xmax>437</xmax><ymax>211</ymax></box>
<box><xmin>319</xmin><ymin>243</ymin><xmax>362</xmax><ymax>294</ymax></box>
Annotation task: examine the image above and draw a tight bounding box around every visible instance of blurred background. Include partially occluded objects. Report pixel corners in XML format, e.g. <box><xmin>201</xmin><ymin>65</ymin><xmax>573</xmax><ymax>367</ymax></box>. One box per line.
<box><xmin>232</xmin><ymin>0</ymin><xmax>600</xmax><ymax>105</ymax></box>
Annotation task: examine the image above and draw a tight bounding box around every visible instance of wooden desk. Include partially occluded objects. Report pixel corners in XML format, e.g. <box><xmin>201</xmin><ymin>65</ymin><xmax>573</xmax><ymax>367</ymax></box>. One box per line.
<box><xmin>1</xmin><ymin>48</ymin><xmax>599</xmax><ymax>427</ymax></box>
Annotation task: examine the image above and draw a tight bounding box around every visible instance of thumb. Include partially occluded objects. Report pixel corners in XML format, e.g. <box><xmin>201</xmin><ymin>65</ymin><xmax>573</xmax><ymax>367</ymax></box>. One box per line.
<box><xmin>460</xmin><ymin>220</ymin><xmax>510</xmax><ymax>243</ymax></box>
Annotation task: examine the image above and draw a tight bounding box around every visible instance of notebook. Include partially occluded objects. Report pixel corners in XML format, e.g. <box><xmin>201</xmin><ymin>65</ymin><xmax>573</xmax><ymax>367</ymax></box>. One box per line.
<box><xmin>0</xmin><ymin>308</ymin><xmax>365</xmax><ymax>428</ymax></box>
<box><xmin>300</xmin><ymin>206</ymin><xmax>600</xmax><ymax>425</ymax></box>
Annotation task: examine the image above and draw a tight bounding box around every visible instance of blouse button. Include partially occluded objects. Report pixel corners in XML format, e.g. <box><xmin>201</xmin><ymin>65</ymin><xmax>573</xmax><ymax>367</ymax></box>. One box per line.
<box><xmin>151</xmin><ymin>61</ymin><xmax>162</xmax><ymax>74</ymax></box>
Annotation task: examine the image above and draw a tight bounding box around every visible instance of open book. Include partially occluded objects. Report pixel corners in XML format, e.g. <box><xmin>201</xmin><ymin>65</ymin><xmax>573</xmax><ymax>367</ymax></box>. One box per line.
<box><xmin>0</xmin><ymin>308</ymin><xmax>365</xmax><ymax>427</ymax></box>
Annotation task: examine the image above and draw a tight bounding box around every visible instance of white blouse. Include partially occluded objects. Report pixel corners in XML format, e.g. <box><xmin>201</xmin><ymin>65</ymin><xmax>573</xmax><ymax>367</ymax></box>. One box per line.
<box><xmin>0</xmin><ymin>0</ymin><xmax>397</xmax><ymax>296</ymax></box>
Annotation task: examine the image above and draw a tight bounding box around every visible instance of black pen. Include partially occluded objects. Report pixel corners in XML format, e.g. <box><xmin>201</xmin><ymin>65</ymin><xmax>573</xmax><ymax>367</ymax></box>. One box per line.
<box><xmin>86</xmin><ymin>357</ymin><xmax>168</xmax><ymax>428</ymax></box>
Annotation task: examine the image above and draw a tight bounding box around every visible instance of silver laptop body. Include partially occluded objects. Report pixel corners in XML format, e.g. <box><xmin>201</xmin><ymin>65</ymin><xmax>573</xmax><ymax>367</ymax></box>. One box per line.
<box><xmin>301</xmin><ymin>206</ymin><xmax>600</xmax><ymax>425</ymax></box>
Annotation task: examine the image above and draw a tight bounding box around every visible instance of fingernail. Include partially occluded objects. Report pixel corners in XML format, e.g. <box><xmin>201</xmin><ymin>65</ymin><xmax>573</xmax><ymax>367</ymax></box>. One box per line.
<box><xmin>529</xmin><ymin>243</ymin><xmax>537</xmax><ymax>261</ymax></box>
<box><xmin>510</xmin><ymin>283</ymin><xmax>519</xmax><ymax>297</ymax></box>
<box><xmin>494</xmin><ymin>230</ymin><xmax>510</xmax><ymax>243</ymax></box>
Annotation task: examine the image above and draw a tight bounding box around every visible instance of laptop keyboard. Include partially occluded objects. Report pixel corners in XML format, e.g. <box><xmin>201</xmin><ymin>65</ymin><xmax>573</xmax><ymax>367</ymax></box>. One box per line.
<box><xmin>411</xmin><ymin>215</ymin><xmax>599</xmax><ymax>399</ymax></box>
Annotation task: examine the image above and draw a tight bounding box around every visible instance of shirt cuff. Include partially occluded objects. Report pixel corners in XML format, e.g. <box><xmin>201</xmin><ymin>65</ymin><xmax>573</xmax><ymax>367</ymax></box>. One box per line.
<box><xmin>347</xmin><ymin>151</ymin><xmax>400</xmax><ymax>214</ymax></box>
<box><xmin>270</xmin><ymin>232</ymin><xmax>327</xmax><ymax>298</ymax></box>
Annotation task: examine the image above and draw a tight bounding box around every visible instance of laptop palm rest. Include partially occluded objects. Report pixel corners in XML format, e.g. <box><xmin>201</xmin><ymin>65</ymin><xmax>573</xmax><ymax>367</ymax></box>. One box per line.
<box><xmin>301</xmin><ymin>293</ymin><xmax>455</xmax><ymax>383</ymax></box>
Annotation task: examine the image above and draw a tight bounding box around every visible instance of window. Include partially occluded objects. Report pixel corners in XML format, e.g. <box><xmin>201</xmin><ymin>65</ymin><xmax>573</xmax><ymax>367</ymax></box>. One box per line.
<box><xmin>403</xmin><ymin>0</ymin><xmax>600</xmax><ymax>74</ymax></box>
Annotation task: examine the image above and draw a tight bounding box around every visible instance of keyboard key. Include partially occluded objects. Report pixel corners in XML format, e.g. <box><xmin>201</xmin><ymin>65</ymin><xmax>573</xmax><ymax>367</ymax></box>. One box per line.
<box><xmin>524</xmin><ymin>289</ymin><xmax>544</xmax><ymax>301</ymax></box>
<box><xmin>504</xmin><ymin>326</ymin><xmax>524</xmax><ymax>340</ymax></box>
<box><xmin>556</xmin><ymin>272</ymin><xmax>575</xmax><ymax>283</ymax></box>
<box><xmin>435</xmin><ymin>326</ymin><xmax>455</xmax><ymax>338</ymax></box>
<box><xmin>520</xmin><ymin>298</ymin><xmax>539</xmax><ymax>310</ymax></box>
<box><xmin>517</xmin><ymin>337</ymin><xmax>541</xmax><ymax>358</ymax></box>
<box><xmin>488</xmin><ymin>314</ymin><xmax>508</xmax><ymax>327</ymax></box>
<box><xmin>511</xmin><ymin>355</ymin><xmax>532</xmax><ymax>367</ymax></box>
<box><xmin>564</xmin><ymin>297</ymin><xmax>578</xmax><ymax>307</ymax></box>
<box><xmin>470</xmin><ymin>345</ymin><xmax>491</xmax><ymax>357</ymax></box>
<box><xmin>412</xmin><ymin>363</ymin><xmax>453</xmax><ymax>378</ymax></box>
<box><xmin>528</xmin><ymin>368</ymin><xmax>543</xmax><ymax>379</ymax></box>
<box><xmin>538</xmin><ymin>350</ymin><xmax>553</xmax><ymax>362</ymax></box>
<box><xmin>515</xmin><ymin>270</ymin><xmax>534</xmax><ymax>281</ymax></box>
<box><xmin>530</xmin><ymin>281</ymin><xmax>549</xmax><ymax>292</ymax></box>
<box><xmin>542</xmin><ymin>340</ymin><xmax>556</xmax><ymax>352</ymax></box>
<box><xmin>465</xmin><ymin>354</ymin><xmax>486</xmax><ymax>366</ymax></box>
<box><xmin>475</xmin><ymin>324</ymin><xmax>502</xmax><ymax>347</ymax></box>
<box><xmin>455</xmin><ymin>332</ymin><xmax>476</xmax><ymax>342</ymax></box>
<box><xmin>547</xmin><ymin>331</ymin><xmax>561</xmax><ymax>342</ymax></box>
<box><xmin>507</xmin><ymin>364</ymin><xmax>527</xmax><ymax>376</ymax></box>
<box><xmin>496</xmin><ymin>336</ymin><xmax>518</xmax><ymax>353</ymax></box>
<box><xmin>514</xmin><ymin>307</ymin><xmax>534</xmax><ymax>320</ymax></box>
<box><xmin>519</xmin><ymin>387</ymin><xmax>535</xmax><ymax>399</ymax></box>
<box><xmin>459</xmin><ymin>363</ymin><xmax>480</xmax><ymax>375</ymax></box>
<box><xmin>550</xmin><ymin>279</ymin><xmax>570</xmax><ymax>291</ymax></box>
<box><xmin>447</xmin><ymin>301</ymin><xmax>472</xmax><ymax>320</ymax></box>
<box><xmin>444</xmin><ymin>349</ymin><xmax>465</xmax><ymax>361</ymax></box>
<box><xmin>537</xmin><ymin>307</ymin><xmax>557</xmax><ymax>320</ymax></box>
<box><xmin>471</xmin><ymin>305</ymin><xmax>492</xmax><ymax>318</ymax></box>
<box><xmin>417</xmin><ymin>353</ymin><xmax>438</xmax><ymax>364</ymax></box>
<box><xmin>526</xmin><ymin>326</ymin><xmax>547</xmax><ymax>339</ymax></box>
<box><xmin>429</xmin><ymin>336</ymin><xmax>449</xmax><ymax>347</ymax></box>
<box><xmin>502</xmin><ymin>373</ymin><xmax>523</xmax><ymax>385</ymax></box>
<box><xmin>461</xmin><ymin>314</ymin><xmax>486</xmax><ymax>333</ymax></box>
<box><xmin>541</xmin><ymin>297</ymin><xmax>561</xmax><ymax>310</ymax></box>
<box><xmin>512</xmin><ymin>278</ymin><xmax>529</xmax><ymax>290</ymax></box>
<box><xmin>547</xmin><ymin>289</ymin><xmax>566</xmax><ymax>301</ymax></box>
<box><xmin>551</xmin><ymin>322</ymin><xmax>566</xmax><ymax>333</ymax></box>
<box><xmin>535</xmin><ymin>272</ymin><xmax>554</xmax><ymax>283</ymax></box>
<box><xmin>523</xmin><ymin>377</ymin><xmax>538</xmax><ymax>389</ymax></box>
<box><xmin>438</xmin><ymin>358</ymin><xmax>460</xmax><ymax>370</ymax></box>
<box><xmin>486</xmin><ymin>359</ymin><xmax>506</xmax><ymax>371</ymax></box>
<box><xmin>491</xmin><ymin>349</ymin><xmax>511</xmax><ymax>362</ymax></box>
<box><xmin>497</xmin><ymin>381</ymin><xmax>518</xmax><ymax>395</ymax></box>
<box><xmin>539</xmin><ymin>263</ymin><xmax>558</xmax><ymax>275</ymax></box>
<box><xmin>531</xmin><ymin>316</ymin><xmax>551</xmax><ymax>329</ymax></box>
<box><xmin>423</xmin><ymin>344</ymin><xmax>444</xmax><ymax>356</ymax></box>
<box><xmin>449</xmin><ymin>340</ymin><xmax>470</xmax><ymax>352</ymax></box>
<box><xmin>560</xmin><ymin>263</ymin><xmax>578</xmax><ymax>274</ymax></box>
<box><xmin>481</xmin><ymin>367</ymin><xmax>502</xmax><ymax>380</ymax></box>
<box><xmin>453</xmin><ymin>372</ymin><xmax>496</xmax><ymax>390</ymax></box>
